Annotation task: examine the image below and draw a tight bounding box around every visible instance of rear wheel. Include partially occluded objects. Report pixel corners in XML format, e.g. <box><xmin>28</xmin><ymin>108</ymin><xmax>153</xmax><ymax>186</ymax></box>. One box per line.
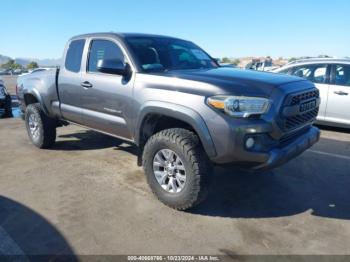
<box><xmin>25</xmin><ymin>103</ymin><xmax>56</xmax><ymax>148</ymax></box>
<box><xmin>142</xmin><ymin>128</ymin><xmax>210</xmax><ymax>210</ymax></box>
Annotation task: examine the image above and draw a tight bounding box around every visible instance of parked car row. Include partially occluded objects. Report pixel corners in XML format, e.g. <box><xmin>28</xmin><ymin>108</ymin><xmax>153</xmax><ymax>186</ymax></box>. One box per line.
<box><xmin>274</xmin><ymin>58</ymin><xmax>350</xmax><ymax>128</ymax></box>
<box><xmin>0</xmin><ymin>68</ymin><xmax>52</xmax><ymax>76</ymax></box>
<box><xmin>19</xmin><ymin>67</ymin><xmax>51</xmax><ymax>76</ymax></box>
<box><xmin>0</xmin><ymin>69</ymin><xmax>13</xmax><ymax>75</ymax></box>
<box><xmin>0</xmin><ymin>68</ymin><xmax>29</xmax><ymax>75</ymax></box>
<box><xmin>245</xmin><ymin>58</ymin><xmax>280</xmax><ymax>72</ymax></box>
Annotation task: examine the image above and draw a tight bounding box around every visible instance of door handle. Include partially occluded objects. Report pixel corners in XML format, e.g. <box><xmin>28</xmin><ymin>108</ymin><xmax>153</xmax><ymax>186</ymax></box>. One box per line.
<box><xmin>334</xmin><ymin>91</ymin><xmax>348</xmax><ymax>96</ymax></box>
<box><xmin>81</xmin><ymin>81</ymin><xmax>93</xmax><ymax>88</ymax></box>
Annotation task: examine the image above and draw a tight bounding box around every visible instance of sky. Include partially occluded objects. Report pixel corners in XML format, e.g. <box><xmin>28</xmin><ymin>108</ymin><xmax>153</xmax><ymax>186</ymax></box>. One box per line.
<box><xmin>1</xmin><ymin>0</ymin><xmax>349</xmax><ymax>59</ymax></box>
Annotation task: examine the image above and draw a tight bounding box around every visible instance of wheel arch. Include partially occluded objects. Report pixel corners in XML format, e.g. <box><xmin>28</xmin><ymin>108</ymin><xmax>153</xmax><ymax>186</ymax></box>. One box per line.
<box><xmin>23</xmin><ymin>90</ymin><xmax>49</xmax><ymax>115</ymax></box>
<box><xmin>135</xmin><ymin>101</ymin><xmax>217</xmax><ymax>164</ymax></box>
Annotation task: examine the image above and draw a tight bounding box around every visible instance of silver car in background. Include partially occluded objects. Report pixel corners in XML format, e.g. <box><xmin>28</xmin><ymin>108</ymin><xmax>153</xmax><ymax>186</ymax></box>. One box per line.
<box><xmin>274</xmin><ymin>58</ymin><xmax>350</xmax><ymax>128</ymax></box>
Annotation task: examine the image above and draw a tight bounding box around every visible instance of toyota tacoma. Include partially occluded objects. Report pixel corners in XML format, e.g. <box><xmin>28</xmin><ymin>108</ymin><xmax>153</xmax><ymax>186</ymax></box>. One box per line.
<box><xmin>17</xmin><ymin>33</ymin><xmax>320</xmax><ymax>210</ymax></box>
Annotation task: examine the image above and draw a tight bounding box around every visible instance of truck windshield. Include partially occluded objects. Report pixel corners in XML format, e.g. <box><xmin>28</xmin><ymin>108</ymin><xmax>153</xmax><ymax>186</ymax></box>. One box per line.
<box><xmin>125</xmin><ymin>37</ymin><xmax>218</xmax><ymax>72</ymax></box>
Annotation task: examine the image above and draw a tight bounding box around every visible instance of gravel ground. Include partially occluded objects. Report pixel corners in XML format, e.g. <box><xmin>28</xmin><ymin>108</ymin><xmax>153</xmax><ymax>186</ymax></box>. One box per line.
<box><xmin>0</xmin><ymin>118</ymin><xmax>349</xmax><ymax>259</ymax></box>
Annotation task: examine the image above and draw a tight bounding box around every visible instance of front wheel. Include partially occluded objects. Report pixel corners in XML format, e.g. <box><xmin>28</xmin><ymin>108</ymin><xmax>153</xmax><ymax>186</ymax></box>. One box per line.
<box><xmin>142</xmin><ymin>128</ymin><xmax>210</xmax><ymax>210</ymax></box>
<box><xmin>25</xmin><ymin>103</ymin><xmax>56</xmax><ymax>148</ymax></box>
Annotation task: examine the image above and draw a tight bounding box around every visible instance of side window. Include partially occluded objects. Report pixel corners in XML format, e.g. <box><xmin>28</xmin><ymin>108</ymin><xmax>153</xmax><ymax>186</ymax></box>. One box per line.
<box><xmin>292</xmin><ymin>66</ymin><xmax>312</xmax><ymax>78</ymax></box>
<box><xmin>65</xmin><ymin>39</ymin><xmax>85</xmax><ymax>73</ymax></box>
<box><xmin>88</xmin><ymin>40</ymin><xmax>125</xmax><ymax>73</ymax></box>
<box><xmin>314</xmin><ymin>67</ymin><xmax>327</xmax><ymax>83</ymax></box>
<box><xmin>278</xmin><ymin>68</ymin><xmax>292</xmax><ymax>74</ymax></box>
<box><xmin>334</xmin><ymin>65</ymin><xmax>350</xmax><ymax>87</ymax></box>
<box><xmin>292</xmin><ymin>64</ymin><xmax>327</xmax><ymax>84</ymax></box>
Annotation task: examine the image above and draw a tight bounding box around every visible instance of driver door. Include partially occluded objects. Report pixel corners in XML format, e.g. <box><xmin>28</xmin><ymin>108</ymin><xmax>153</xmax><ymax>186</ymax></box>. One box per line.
<box><xmin>80</xmin><ymin>38</ymin><xmax>135</xmax><ymax>140</ymax></box>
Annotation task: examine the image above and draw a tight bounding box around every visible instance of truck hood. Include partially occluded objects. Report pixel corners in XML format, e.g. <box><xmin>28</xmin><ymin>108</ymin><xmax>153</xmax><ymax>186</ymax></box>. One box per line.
<box><xmin>153</xmin><ymin>67</ymin><xmax>309</xmax><ymax>97</ymax></box>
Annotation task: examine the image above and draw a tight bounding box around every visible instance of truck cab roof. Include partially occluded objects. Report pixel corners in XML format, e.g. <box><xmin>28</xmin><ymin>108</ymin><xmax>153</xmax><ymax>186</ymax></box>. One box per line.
<box><xmin>70</xmin><ymin>32</ymin><xmax>185</xmax><ymax>41</ymax></box>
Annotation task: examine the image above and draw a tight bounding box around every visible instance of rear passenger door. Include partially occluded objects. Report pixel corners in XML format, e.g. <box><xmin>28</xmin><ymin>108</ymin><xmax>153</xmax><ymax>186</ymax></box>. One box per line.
<box><xmin>58</xmin><ymin>39</ymin><xmax>85</xmax><ymax>124</ymax></box>
<box><xmin>80</xmin><ymin>38</ymin><xmax>135</xmax><ymax>140</ymax></box>
<box><xmin>325</xmin><ymin>64</ymin><xmax>350</xmax><ymax>125</ymax></box>
<box><xmin>290</xmin><ymin>64</ymin><xmax>330</xmax><ymax>120</ymax></box>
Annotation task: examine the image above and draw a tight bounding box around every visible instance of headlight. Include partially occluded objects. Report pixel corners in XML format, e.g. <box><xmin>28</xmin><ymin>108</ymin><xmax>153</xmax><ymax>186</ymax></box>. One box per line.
<box><xmin>207</xmin><ymin>95</ymin><xmax>270</xmax><ymax>118</ymax></box>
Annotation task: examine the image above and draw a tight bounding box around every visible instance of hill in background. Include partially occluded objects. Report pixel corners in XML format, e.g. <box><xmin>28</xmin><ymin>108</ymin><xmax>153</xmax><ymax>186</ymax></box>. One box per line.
<box><xmin>0</xmin><ymin>54</ymin><xmax>61</xmax><ymax>67</ymax></box>
<box><xmin>0</xmin><ymin>55</ymin><xmax>12</xmax><ymax>65</ymax></box>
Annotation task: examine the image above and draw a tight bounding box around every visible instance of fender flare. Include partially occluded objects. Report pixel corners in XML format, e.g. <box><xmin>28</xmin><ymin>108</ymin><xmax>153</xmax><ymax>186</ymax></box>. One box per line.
<box><xmin>24</xmin><ymin>89</ymin><xmax>50</xmax><ymax>116</ymax></box>
<box><xmin>135</xmin><ymin>101</ymin><xmax>217</xmax><ymax>158</ymax></box>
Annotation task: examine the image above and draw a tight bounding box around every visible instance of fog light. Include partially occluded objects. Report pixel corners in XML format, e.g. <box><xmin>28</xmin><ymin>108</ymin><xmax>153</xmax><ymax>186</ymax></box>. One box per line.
<box><xmin>245</xmin><ymin>137</ymin><xmax>255</xmax><ymax>149</ymax></box>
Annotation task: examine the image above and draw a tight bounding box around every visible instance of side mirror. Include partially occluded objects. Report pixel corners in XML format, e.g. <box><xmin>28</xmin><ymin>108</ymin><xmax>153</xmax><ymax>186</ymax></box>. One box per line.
<box><xmin>97</xmin><ymin>59</ymin><xmax>130</xmax><ymax>76</ymax></box>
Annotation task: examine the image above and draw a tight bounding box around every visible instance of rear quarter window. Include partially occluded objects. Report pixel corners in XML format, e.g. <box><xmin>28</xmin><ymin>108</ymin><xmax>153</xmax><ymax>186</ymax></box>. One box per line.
<box><xmin>65</xmin><ymin>39</ymin><xmax>85</xmax><ymax>73</ymax></box>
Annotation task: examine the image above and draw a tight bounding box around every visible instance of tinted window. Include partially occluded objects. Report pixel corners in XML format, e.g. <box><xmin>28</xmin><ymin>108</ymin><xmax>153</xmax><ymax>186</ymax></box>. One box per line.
<box><xmin>88</xmin><ymin>40</ymin><xmax>125</xmax><ymax>73</ymax></box>
<box><xmin>292</xmin><ymin>64</ymin><xmax>327</xmax><ymax>84</ymax></box>
<box><xmin>65</xmin><ymin>39</ymin><xmax>85</xmax><ymax>73</ymax></box>
<box><xmin>335</xmin><ymin>65</ymin><xmax>350</xmax><ymax>87</ymax></box>
<box><xmin>278</xmin><ymin>68</ymin><xmax>292</xmax><ymax>74</ymax></box>
<box><xmin>126</xmin><ymin>37</ymin><xmax>218</xmax><ymax>72</ymax></box>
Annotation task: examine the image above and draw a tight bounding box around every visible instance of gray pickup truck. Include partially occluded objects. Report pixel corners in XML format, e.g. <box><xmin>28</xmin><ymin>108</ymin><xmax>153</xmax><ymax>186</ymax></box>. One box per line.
<box><xmin>17</xmin><ymin>33</ymin><xmax>320</xmax><ymax>210</ymax></box>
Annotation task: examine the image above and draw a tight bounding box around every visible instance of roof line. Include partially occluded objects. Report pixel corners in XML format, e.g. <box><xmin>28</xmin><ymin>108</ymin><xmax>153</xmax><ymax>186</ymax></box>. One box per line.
<box><xmin>70</xmin><ymin>32</ymin><xmax>184</xmax><ymax>41</ymax></box>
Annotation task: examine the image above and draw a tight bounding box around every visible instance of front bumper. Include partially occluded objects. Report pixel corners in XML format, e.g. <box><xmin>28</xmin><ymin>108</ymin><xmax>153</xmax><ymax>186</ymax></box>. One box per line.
<box><xmin>210</xmin><ymin>120</ymin><xmax>320</xmax><ymax>171</ymax></box>
<box><xmin>252</xmin><ymin>126</ymin><xmax>320</xmax><ymax>171</ymax></box>
<box><xmin>205</xmin><ymin>84</ymin><xmax>321</xmax><ymax>170</ymax></box>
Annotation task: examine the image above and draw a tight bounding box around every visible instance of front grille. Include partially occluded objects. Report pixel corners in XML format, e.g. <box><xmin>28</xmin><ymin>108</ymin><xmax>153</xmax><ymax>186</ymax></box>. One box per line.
<box><xmin>280</xmin><ymin>89</ymin><xmax>319</xmax><ymax>131</ymax></box>
<box><xmin>284</xmin><ymin>108</ymin><xmax>318</xmax><ymax>130</ymax></box>
<box><xmin>290</xmin><ymin>89</ymin><xmax>319</xmax><ymax>106</ymax></box>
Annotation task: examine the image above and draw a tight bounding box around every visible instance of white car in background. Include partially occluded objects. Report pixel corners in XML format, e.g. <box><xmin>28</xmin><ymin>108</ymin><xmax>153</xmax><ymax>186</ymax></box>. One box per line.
<box><xmin>274</xmin><ymin>58</ymin><xmax>350</xmax><ymax>128</ymax></box>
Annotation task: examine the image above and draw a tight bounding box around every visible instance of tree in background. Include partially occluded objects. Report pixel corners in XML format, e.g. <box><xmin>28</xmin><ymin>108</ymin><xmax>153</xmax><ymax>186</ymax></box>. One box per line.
<box><xmin>221</xmin><ymin>57</ymin><xmax>231</xmax><ymax>63</ymax></box>
<box><xmin>288</xmin><ymin>57</ymin><xmax>297</xmax><ymax>63</ymax></box>
<box><xmin>0</xmin><ymin>59</ymin><xmax>15</xmax><ymax>69</ymax></box>
<box><xmin>0</xmin><ymin>59</ymin><xmax>22</xmax><ymax>70</ymax></box>
<box><xmin>27</xmin><ymin>62</ymin><xmax>39</xmax><ymax>70</ymax></box>
<box><xmin>221</xmin><ymin>57</ymin><xmax>240</xmax><ymax>66</ymax></box>
<box><xmin>232</xmin><ymin>59</ymin><xmax>240</xmax><ymax>66</ymax></box>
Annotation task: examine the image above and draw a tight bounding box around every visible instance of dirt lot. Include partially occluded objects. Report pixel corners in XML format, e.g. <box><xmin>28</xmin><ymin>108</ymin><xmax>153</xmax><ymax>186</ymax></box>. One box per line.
<box><xmin>0</xmin><ymin>118</ymin><xmax>349</xmax><ymax>258</ymax></box>
<box><xmin>1</xmin><ymin>75</ymin><xmax>350</xmax><ymax>258</ymax></box>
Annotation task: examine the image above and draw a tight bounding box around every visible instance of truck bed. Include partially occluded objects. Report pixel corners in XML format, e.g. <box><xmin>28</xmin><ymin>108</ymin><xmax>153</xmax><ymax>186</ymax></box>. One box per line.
<box><xmin>17</xmin><ymin>68</ymin><xmax>59</xmax><ymax>117</ymax></box>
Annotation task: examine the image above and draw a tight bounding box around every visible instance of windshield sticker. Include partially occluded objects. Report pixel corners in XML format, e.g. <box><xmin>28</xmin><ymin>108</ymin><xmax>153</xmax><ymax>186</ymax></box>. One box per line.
<box><xmin>191</xmin><ymin>49</ymin><xmax>211</xmax><ymax>60</ymax></box>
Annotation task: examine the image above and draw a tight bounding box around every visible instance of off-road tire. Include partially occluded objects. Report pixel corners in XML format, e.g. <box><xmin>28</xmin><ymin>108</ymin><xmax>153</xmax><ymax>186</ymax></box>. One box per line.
<box><xmin>25</xmin><ymin>103</ymin><xmax>56</xmax><ymax>148</ymax></box>
<box><xmin>143</xmin><ymin>128</ymin><xmax>210</xmax><ymax>210</ymax></box>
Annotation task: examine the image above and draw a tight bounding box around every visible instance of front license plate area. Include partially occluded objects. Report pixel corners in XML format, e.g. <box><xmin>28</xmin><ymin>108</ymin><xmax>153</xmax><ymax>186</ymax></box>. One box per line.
<box><xmin>300</xmin><ymin>99</ymin><xmax>316</xmax><ymax>113</ymax></box>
